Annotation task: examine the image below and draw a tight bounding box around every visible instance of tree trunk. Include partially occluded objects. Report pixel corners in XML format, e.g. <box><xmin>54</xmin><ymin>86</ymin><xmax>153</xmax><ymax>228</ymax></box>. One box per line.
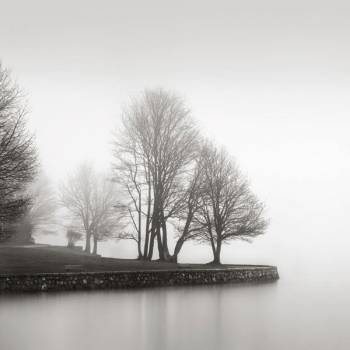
<box><xmin>147</xmin><ymin>214</ymin><xmax>164</xmax><ymax>261</ymax></box>
<box><xmin>92</xmin><ymin>235</ymin><xmax>98</xmax><ymax>255</ymax></box>
<box><xmin>85</xmin><ymin>231</ymin><xmax>91</xmax><ymax>253</ymax></box>
<box><xmin>212</xmin><ymin>252</ymin><xmax>221</xmax><ymax>264</ymax></box>
<box><xmin>147</xmin><ymin>229</ymin><xmax>156</xmax><ymax>260</ymax></box>
<box><xmin>143</xmin><ymin>228</ymin><xmax>150</xmax><ymax>259</ymax></box>
<box><xmin>147</xmin><ymin>192</ymin><xmax>158</xmax><ymax>260</ymax></box>
<box><xmin>211</xmin><ymin>240</ymin><xmax>222</xmax><ymax>264</ymax></box>
<box><xmin>156</xmin><ymin>226</ymin><xmax>164</xmax><ymax>261</ymax></box>
<box><xmin>170</xmin><ymin>237</ymin><xmax>185</xmax><ymax>263</ymax></box>
<box><xmin>169</xmin><ymin>255</ymin><xmax>178</xmax><ymax>263</ymax></box>
<box><xmin>143</xmin><ymin>171</ymin><xmax>152</xmax><ymax>259</ymax></box>
<box><xmin>137</xmin><ymin>233</ymin><xmax>142</xmax><ymax>259</ymax></box>
<box><xmin>160</xmin><ymin>214</ymin><xmax>170</xmax><ymax>261</ymax></box>
<box><xmin>209</xmin><ymin>235</ymin><xmax>216</xmax><ymax>261</ymax></box>
<box><xmin>137</xmin><ymin>192</ymin><xmax>142</xmax><ymax>260</ymax></box>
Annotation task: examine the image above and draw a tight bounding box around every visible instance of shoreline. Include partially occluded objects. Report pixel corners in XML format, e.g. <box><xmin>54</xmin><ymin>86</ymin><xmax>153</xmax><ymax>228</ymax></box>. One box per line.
<box><xmin>0</xmin><ymin>265</ymin><xmax>279</xmax><ymax>293</ymax></box>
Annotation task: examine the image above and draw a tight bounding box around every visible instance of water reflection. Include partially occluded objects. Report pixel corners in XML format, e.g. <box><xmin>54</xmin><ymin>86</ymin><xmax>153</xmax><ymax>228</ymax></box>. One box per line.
<box><xmin>1</xmin><ymin>276</ymin><xmax>350</xmax><ymax>350</ymax></box>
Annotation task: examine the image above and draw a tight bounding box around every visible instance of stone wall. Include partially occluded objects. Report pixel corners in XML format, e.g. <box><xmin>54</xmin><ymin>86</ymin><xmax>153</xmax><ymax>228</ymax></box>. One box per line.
<box><xmin>0</xmin><ymin>266</ymin><xmax>279</xmax><ymax>293</ymax></box>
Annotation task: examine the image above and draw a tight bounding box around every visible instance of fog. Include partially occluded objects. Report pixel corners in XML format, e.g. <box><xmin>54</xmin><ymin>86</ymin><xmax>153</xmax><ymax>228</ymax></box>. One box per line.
<box><xmin>1</xmin><ymin>0</ymin><xmax>350</xmax><ymax>277</ymax></box>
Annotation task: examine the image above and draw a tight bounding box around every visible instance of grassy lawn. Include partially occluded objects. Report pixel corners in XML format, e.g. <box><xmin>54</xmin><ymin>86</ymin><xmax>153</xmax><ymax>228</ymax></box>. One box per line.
<box><xmin>0</xmin><ymin>244</ymin><xmax>268</xmax><ymax>275</ymax></box>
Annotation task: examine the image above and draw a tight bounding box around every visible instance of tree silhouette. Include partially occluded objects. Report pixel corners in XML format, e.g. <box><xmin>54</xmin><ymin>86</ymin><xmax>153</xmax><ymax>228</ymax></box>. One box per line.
<box><xmin>0</xmin><ymin>62</ymin><xmax>38</xmax><ymax>240</ymax></box>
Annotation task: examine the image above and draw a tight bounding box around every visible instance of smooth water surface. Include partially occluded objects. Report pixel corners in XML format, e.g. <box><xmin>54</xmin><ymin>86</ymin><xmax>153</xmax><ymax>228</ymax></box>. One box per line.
<box><xmin>1</xmin><ymin>267</ymin><xmax>350</xmax><ymax>350</ymax></box>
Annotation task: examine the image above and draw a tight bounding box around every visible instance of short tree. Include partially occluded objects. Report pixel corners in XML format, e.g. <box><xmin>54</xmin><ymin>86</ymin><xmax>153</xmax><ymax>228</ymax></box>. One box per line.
<box><xmin>60</xmin><ymin>163</ymin><xmax>122</xmax><ymax>254</ymax></box>
<box><xmin>194</xmin><ymin>143</ymin><xmax>268</xmax><ymax>264</ymax></box>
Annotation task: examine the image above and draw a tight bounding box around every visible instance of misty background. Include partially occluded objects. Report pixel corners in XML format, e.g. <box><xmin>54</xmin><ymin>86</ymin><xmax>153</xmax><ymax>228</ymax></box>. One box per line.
<box><xmin>1</xmin><ymin>0</ymin><xmax>349</xmax><ymax>275</ymax></box>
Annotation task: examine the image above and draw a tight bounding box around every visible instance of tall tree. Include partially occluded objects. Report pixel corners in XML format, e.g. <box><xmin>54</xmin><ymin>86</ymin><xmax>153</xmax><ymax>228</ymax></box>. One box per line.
<box><xmin>194</xmin><ymin>143</ymin><xmax>268</xmax><ymax>264</ymax></box>
<box><xmin>113</xmin><ymin>89</ymin><xmax>199</xmax><ymax>261</ymax></box>
<box><xmin>60</xmin><ymin>164</ymin><xmax>122</xmax><ymax>254</ymax></box>
<box><xmin>0</xmin><ymin>62</ymin><xmax>37</xmax><ymax>240</ymax></box>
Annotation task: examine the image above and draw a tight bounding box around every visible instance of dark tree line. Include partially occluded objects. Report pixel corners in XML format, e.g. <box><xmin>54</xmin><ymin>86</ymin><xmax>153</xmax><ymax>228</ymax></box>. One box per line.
<box><xmin>0</xmin><ymin>62</ymin><xmax>38</xmax><ymax>240</ymax></box>
<box><xmin>112</xmin><ymin>89</ymin><xmax>268</xmax><ymax>264</ymax></box>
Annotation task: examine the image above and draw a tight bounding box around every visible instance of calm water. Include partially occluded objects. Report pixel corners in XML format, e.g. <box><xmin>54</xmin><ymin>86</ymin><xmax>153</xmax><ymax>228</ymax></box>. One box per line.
<box><xmin>1</xmin><ymin>268</ymin><xmax>349</xmax><ymax>350</ymax></box>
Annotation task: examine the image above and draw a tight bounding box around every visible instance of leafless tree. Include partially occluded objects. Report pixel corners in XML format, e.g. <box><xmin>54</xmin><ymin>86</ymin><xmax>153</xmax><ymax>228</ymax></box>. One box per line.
<box><xmin>60</xmin><ymin>163</ymin><xmax>122</xmax><ymax>254</ymax></box>
<box><xmin>90</xmin><ymin>176</ymin><xmax>124</xmax><ymax>254</ymax></box>
<box><xmin>14</xmin><ymin>173</ymin><xmax>57</xmax><ymax>243</ymax></box>
<box><xmin>113</xmin><ymin>89</ymin><xmax>199</xmax><ymax>261</ymax></box>
<box><xmin>113</xmin><ymin>144</ymin><xmax>149</xmax><ymax>259</ymax></box>
<box><xmin>60</xmin><ymin>164</ymin><xmax>95</xmax><ymax>253</ymax></box>
<box><xmin>194</xmin><ymin>142</ymin><xmax>268</xmax><ymax>264</ymax></box>
<box><xmin>0</xmin><ymin>62</ymin><xmax>38</xmax><ymax>240</ymax></box>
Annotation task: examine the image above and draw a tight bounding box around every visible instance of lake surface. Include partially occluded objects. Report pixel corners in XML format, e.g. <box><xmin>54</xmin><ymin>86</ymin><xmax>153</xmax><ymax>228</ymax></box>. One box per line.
<box><xmin>1</xmin><ymin>268</ymin><xmax>349</xmax><ymax>350</ymax></box>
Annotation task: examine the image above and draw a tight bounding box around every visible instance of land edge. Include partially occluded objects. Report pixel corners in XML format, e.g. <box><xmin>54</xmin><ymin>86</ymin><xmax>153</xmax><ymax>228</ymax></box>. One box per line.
<box><xmin>0</xmin><ymin>265</ymin><xmax>279</xmax><ymax>293</ymax></box>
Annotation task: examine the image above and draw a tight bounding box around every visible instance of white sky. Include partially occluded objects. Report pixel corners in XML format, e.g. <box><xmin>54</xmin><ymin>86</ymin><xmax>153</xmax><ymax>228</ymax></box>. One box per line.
<box><xmin>1</xmin><ymin>0</ymin><xmax>350</xmax><ymax>271</ymax></box>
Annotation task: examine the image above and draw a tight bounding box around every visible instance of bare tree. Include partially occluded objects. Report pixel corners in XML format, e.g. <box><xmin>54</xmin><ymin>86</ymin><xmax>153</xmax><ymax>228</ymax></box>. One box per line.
<box><xmin>90</xmin><ymin>176</ymin><xmax>123</xmax><ymax>254</ymax></box>
<box><xmin>113</xmin><ymin>89</ymin><xmax>199</xmax><ymax>261</ymax></box>
<box><xmin>14</xmin><ymin>173</ymin><xmax>57</xmax><ymax>243</ymax></box>
<box><xmin>0</xmin><ymin>62</ymin><xmax>38</xmax><ymax>239</ymax></box>
<box><xmin>60</xmin><ymin>164</ymin><xmax>122</xmax><ymax>254</ymax></box>
<box><xmin>194</xmin><ymin>143</ymin><xmax>268</xmax><ymax>264</ymax></box>
<box><xmin>60</xmin><ymin>164</ymin><xmax>94</xmax><ymax>253</ymax></box>
<box><xmin>113</xmin><ymin>145</ymin><xmax>148</xmax><ymax>259</ymax></box>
